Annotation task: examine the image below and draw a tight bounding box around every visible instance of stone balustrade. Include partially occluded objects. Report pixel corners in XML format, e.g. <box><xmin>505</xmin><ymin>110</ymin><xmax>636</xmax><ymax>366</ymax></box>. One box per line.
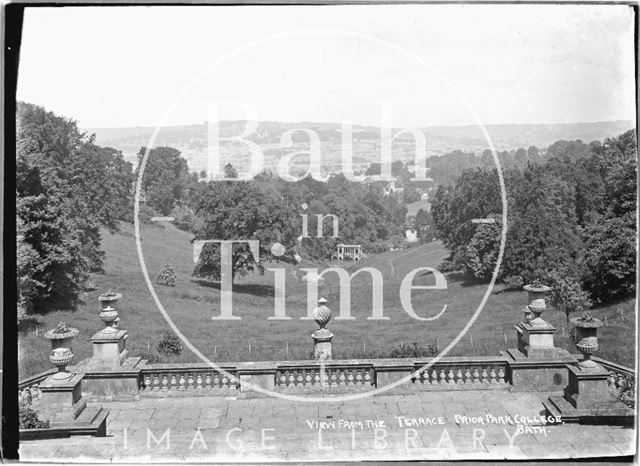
<box><xmin>20</xmin><ymin>355</ymin><xmax>635</xmax><ymax>400</ymax></box>
<box><xmin>18</xmin><ymin>369</ymin><xmax>57</xmax><ymax>405</ymax></box>
<box><xmin>412</xmin><ymin>357</ymin><xmax>508</xmax><ymax>387</ymax></box>
<box><xmin>276</xmin><ymin>363</ymin><xmax>375</xmax><ymax>389</ymax></box>
<box><xmin>139</xmin><ymin>363</ymin><xmax>240</xmax><ymax>395</ymax></box>
<box><xmin>130</xmin><ymin>357</ymin><xmax>512</xmax><ymax>395</ymax></box>
<box><xmin>592</xmin><ymin>357</ymin><xmax>635</xmax><ymax>395</ymax></box>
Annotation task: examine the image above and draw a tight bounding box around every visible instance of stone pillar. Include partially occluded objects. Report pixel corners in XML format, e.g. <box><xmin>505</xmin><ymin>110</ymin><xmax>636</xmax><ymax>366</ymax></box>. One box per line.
<box><xmin>36</xmin><ymin>337</ymin><xmax>109</xmax><ymax>436</ymax></box>
<box><xmin>89</xmin><ymin>292</ymin><xmax>128</xmax><ymax>368</ymax></box>
<box><xmin>71</xmin><ymin>292</ymin><xmax>144</xmax><ymax>400</ymax></box>
<box><xmin>39</xmin><ymin>326</ymin><xmax>85</xmax><ymax>424</ymax></box>
<box><xmin>38</xmin><ymin>371</ymin><xmax>87</xmax><ymax>424</ymax></box>
<box><xmin>544</xmin><ymin>313</ymin><xmax>634</xmax><ymax>424</ymax></box>
<box><xmin>504</xmin><ymin>282</ymin><xmax>576</xmax><ymax>391</ymax></box>
<box><xmin>311</xmin><ymin>298</ymin><xmax>333</xmax><ymax>361</ymax></box>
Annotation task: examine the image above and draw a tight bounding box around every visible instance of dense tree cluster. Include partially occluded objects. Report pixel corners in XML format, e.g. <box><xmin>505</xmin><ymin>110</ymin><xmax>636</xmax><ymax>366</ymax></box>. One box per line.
<box><xmin>187</xmin><ymin>173</ymin><xmax>408</xmax><ymax>281</ymax></box>
<box><xmin>17</xmin><ymin>103</ymin><xmax>133</xmax><ymax>313</ymax></box>
<box><xmin>431</xmin><ymin>130</ymin><xmax>637</xmax><ymax>315</ymax></box>
<box><xmin>16</xmin><ymin>102</ymin><xmax>636</xmax><ymax>315</ymax></box>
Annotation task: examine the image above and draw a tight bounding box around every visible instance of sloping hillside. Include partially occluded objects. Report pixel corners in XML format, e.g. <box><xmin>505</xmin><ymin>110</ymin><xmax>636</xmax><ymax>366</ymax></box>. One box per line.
<box><xmin>18</xmin><ymin>221</ymin><xmax>636</xmax><ymax>377</ymax></box>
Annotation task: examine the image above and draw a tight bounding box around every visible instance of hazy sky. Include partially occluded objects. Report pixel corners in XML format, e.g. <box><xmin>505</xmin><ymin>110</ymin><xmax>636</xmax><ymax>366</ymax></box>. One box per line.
<box><xmin>17</xmin><ymin>5</ymin><xmax>636</xmax><ymax>129</ymax></box>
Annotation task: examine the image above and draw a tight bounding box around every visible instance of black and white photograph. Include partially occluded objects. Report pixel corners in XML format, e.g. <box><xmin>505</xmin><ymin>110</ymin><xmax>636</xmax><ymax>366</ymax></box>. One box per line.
<box><xmin>3</xmin><ymin>2</ymin><xmax>638</xmax><ymax>462</ymax></box>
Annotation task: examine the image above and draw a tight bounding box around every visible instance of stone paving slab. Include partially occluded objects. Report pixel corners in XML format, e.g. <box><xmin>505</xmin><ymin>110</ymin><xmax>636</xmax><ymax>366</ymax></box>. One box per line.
<box><xmin>19</xmin><ymin>389</ymin><xmax>636</xmax><ymax>462</ymax></box>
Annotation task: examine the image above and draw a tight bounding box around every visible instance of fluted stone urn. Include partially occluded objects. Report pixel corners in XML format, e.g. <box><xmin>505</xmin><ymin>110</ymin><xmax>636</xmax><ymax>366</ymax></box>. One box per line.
<box><xmin>312</xmin><ymin>297</ymin><xmax>333</xmax><ymax>361</ymax></box>
<box><xmin>98</xmin><ymin>292</ymin><xmax>122</xmax><ymax>330</ymax></box>
<box><xmin>523</xmin><ymin>281</ymin><xmax>551</xmax><ymax>326</ymax></box>
<box><xmin>570</xmin><ymin>312</ymin><xmax>602</xmax><ymax>369</ymax></box>
<box><xmin>44</xmin><ymin>322</ymin><xmax>79</xmax><ymax>350</ymax></box>
<box><xmin>89</xmin><ymin>291</ymin><xmax>129</xmax><ymax>368</ymax></box>
<box><xmin>44</xmin><ymin>322</ymin><xmax>79</xmax><ymax>380</ymax></box>
<box><xmin>49</xmin><ymin>347</ymin><xmax>75</xmax><ymax>380</ymax></box>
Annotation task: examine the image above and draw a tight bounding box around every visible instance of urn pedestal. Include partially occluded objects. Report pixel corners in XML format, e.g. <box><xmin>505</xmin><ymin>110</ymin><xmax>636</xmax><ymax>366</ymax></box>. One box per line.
<box><xmin>312</xmin><ymin>328</ymin><xmax>334</xmax><ymax>361</ymax></box>
<box><xmin>543</xmin><ymin>313</ymin><xmax>634</xmax><ymax>424</ymax></box>
<box><xmin>35</xmin><ymin>326</ymin><xmax>109</xmax><ymax>436</ymax></box>
<box><xmin>506</xmin><ymin>283</ymin><xmax>576</xmax><ymax>391</ymax></box>
<box><xmin>90</xmin><ymin>292</ymin><xmax>129</xmax><ymax>368</ymax></box>
<box><xmin>71</xmin><ymin>292</ymin><xmax>144</xmax><ymax>400</ymax></box>
<box><xmin>38</xmin><ymin>373</ymin><xmax>87</xmax><ymax>424</ymax></box>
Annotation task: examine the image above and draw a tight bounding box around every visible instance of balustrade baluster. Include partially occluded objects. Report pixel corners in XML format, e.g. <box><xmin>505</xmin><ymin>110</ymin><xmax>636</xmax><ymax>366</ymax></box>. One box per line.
<box><xmin>464</xmin><ymin>368</ymin><xmax>472</xmax><ymax>384</ymax></box>
<box><xmin>456</xmin><ymin>368</ymin><xmax>464</xmax><ymax>384</ymax></box>
<box><xmin>347</xmin><ymin>371</ymin><xmax>355</xmax><ymax>386</ymax></box>
<box><xmin>497</xmin><ymin>367</ymin><xmax>506</xmax><ymax>383</ymax></box>
<box><xmin>481</xmin><ymin>368</ymin><xmax>488</xmax><ymax>383</ymax></box>
<box><xmin>489</xmin><ymin>368</ymin><xmax>497</xmax><ymax>384</ymax></box>
<box><xmin>447</xmin><ymin>369</ymin><xmax>455</xmax><ymax>384</ymax></box>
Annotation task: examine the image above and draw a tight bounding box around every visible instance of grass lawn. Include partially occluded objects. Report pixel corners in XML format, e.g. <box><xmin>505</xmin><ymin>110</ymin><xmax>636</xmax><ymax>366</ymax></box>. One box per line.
<box><xmin>18</xmin><ymin>221</ymin><xmax>636</xmax><ymax>378</ymax></box>
<box><xmin>406</xmin><ymin>198</ymin><xmax>431</xmax><ymax>217</ymax></box>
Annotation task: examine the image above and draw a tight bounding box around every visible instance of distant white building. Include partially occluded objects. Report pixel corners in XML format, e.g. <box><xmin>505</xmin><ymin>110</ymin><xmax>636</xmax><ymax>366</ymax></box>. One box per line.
<box><xmin>332</xmin><ymin>244</ymin><xmax>364</xmax><ymax>261</ymax></box>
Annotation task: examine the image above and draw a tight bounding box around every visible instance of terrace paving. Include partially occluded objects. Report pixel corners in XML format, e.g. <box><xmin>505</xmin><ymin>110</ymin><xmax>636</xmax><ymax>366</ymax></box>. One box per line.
<box><xmin>20</xmin><ymin>388</ymin><xmax>636</xmax><ymax>462</ymax></box>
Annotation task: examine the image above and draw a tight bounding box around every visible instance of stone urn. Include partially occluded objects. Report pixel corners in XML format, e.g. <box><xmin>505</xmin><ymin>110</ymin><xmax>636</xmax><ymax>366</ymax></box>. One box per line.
<box><xmin>44</xmin><ymin>322</ymin><xmax>79</xmax><ymax>351</ymax></box>
<box><xmin>44</xmin><ymin>322</ymin><xmax>78</xmax><ymax>380</ymax></box>
<box><xmin>570</xmin><ymin>312</ymin><xmax>602</xmax><ymax>369</ymax></box>
<box><xmin>98</xmin><ymin>292</ymin><xmax>122</xmax><ymax>330</ymax></box>
<box><xmin>523</xmin><ymin>281</ymin><xmax>551</xmax><ymax>326</ymax></box>
<box><xmin>312</xmin><ymin>297</ymin><xmax>333</xmax><ymax>361</ymax></box>
<box><xmin>313</xmin><ymin>297</ymin><xmax>332</xmax><ymax>329</ymax></box>
<box><xmin>49</xmin><ymin>347</ymin><xmax>75</xmax><ymax>380</ymax></box>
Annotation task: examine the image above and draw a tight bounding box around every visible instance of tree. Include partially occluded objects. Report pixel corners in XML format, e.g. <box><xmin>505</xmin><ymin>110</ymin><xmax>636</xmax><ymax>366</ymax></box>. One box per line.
<box><xmin>192</xmin><ymin>182</ymin><xmax>297</xmax><ymax>281</ymax></box>
<box><xmin>479</xmin><ymin>149</ymin><xmax>493</xmax><ymax>167</ymax></box>
<box><xmin>546</xmin><ymin>267</ymin><xmax>592</xmax><ymax>325</ymax></box>
<box><xmin>580</xmin><ymin>131</ymin><xmax>636</xmax><ymax>303</ymax></box>
<box><xmin>17</xmin><ymin>102</ymin><xmax>118</xmax><ymax>311</ymax></box>
<box><xmin>223</xmin><ymin>163</ymin><xmax>238</xmax><ymax>179</ymax></box>
<box><xmin>514</xmin><ymin>148</ymin><xmax>528</xmax><ymax>165</ymax></box>
<box><xmin>463</xmin><ymin>216</ymin><xmax>501</xmax><ymax>279</ymax></box>
<box><xmin>581</xmin><ymin>215</ymin><xmax>636</xmax><ymax>303</ymax></box>
<box><xmin>136</xmin><ymin>146</ymin><xmax>189</xmax><ymax>215</ymax></box>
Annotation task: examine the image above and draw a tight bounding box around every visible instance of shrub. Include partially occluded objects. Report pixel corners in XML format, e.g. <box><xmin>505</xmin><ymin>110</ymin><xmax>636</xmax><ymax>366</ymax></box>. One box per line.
<box><xmin>157</xmin><ymin>331</ymin><xmax>183</xmax><ymax>356</ymax></box>
<box><xmin>19</xmin><ymin>403</ymin><xmax>49</xmax><ymax>430</ymax></box>
<box><xmin>156</xmin><ymin>264</ymin><xmax>176</xmax><ymax>286</ymax></box>
<box><xmin>618</xmin><ymin>378</ymin><xmax>635</xmax><ymax>410</ymax></box>
<box><xmin>389</xmin><ymin>342</ymin><xmax>438</xmax><ymax>358</ymax></box>
<box><xmin>502</xmin><ymin>275</ymin><xmax>524</xmax><ymax>290</ymax></box>
<box><xmin>138</xmin><ymin>350</ymin><xmax>162</xmax><ymax>364</ymax></box>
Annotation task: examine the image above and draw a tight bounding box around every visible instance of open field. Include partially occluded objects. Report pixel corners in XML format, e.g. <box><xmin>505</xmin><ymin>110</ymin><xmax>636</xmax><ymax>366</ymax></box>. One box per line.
<box><xmin>406</xmin><ymin>198</ymin><xmax>431</xmax><ymax>217</ymax></box>
<box><xmin>18</xmin><ymin>221</ymin><xmax>636</xmax><ymax>377</ymax></box>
